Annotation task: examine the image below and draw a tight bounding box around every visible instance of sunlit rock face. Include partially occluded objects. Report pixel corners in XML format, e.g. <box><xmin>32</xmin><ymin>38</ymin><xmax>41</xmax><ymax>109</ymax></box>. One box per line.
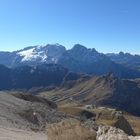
<box><xmin>97</xmin><ymin>125</ymin><xmax>140</xmax><ymax>140</ymax></box>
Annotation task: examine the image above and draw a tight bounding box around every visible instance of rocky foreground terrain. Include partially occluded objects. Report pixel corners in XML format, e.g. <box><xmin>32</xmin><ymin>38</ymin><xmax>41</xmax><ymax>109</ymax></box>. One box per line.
<box><xmin>0</xmin><ymin>91</ymin><xmax>140</xmax><ymax>140</ymax></box>
<box><xmin>0</xmin><ymin>91</ymin><xmax>70</xmax><ymax>140</ymax></box>
<box><xmin>97</xmin><ymin>125</ymin><xmax>140</xmax><ymax>140</ymax></box>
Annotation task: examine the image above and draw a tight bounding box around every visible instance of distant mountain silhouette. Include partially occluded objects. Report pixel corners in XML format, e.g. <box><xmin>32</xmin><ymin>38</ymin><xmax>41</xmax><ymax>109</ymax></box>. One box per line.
<box><xmin>107</xmin><ymin>52</ymin><xmax>140</xmax><ymax>71</ymax></box>
<box><xmin>0</xmin><ymin>44</ymin><xmax>140</xmax><ymax>78</ymax></box>
<box><xmin>0</xmin><ymin>64</ymin><xmax>82</xmax><ymax>90</ymax></box>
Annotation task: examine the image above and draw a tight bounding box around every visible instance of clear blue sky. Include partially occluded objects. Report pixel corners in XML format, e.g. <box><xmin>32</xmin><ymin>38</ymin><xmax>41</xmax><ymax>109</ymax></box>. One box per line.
<box><xmin>0</xmin><ymin>0</ymin><xmax>140</xmax><ymax>54</ymax></box>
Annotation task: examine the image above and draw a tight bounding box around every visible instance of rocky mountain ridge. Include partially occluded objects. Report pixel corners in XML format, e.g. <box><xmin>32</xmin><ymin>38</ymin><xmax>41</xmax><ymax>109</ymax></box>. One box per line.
<box><xmin>0</xmin><ymin>63</ymin><xmax>85</xmax><ymax>90</ymax></box>
<box><xmin>107</xmin><ymin>52</ymin><xmax>140</xmax><ymax>71</ymax></box>
<box><xmin>0</xmin><ymin>44</ymin><xmax>140</xmax><ymax>78</ymax></box>
<box><xmin>41</xmin><ymin>73</ymin><xmax>140</xmax><ymax>116</ymax></box>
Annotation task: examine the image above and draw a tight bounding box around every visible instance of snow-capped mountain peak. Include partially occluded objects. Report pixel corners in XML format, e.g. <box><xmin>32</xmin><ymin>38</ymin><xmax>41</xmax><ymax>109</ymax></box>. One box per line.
<box><xmin>17</xmin><ymin>44</ymin><xmax>66</xmax><ymax>63</ymax></box>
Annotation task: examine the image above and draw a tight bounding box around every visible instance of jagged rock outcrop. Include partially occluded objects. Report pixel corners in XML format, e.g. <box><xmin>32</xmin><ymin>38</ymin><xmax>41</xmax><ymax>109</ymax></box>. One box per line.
<box><xmin>113</xmin><ymin>116</ymin><xmax>135</xmax><ymax>136</ymax></box>
<box><xmin>97</xmin><ymin>125</ymin><xmax>140</xmax><ymax>140</ymax></box>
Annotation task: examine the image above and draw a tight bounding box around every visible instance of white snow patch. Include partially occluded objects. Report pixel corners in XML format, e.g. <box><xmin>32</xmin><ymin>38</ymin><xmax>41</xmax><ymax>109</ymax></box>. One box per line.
<box><xmin>17</xmin><ymin>44</ymin><xmax>64</xmax><ymax>62</ymax></box>
<box><xmin>18</xmin><ymin>48</ymin><xmax>35</xmax><ymax>61</ymax></box>
<box><xmin>17</xmin><ymin>48</ymin><xmax>48</xmax><ymax>62</ymax></box>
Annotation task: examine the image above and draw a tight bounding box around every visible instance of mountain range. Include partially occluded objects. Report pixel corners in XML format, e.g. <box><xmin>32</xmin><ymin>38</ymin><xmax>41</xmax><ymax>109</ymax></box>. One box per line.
<box><xmin>0</xmin><ymin>43</ymin><xmax>140</xmax><ymax>79</ymax></box>
<box><xmin>107</xmin><ymin>52</ymin><xmax>140</xmax><ymax>71</ymax></box>
<box><xmin>40</xmin><ymin>73</ymin><xmax>140</xmax><ymax>116</ymax></box>
<box><xmin>0</xmin><ymin>44</ymin><xmax>140</xmax><ymax>139</ymax></box>
<box><xmin>0</xmin><ymin>43</ymin><xmax>140</xmax><ymax>116</ymax></box>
